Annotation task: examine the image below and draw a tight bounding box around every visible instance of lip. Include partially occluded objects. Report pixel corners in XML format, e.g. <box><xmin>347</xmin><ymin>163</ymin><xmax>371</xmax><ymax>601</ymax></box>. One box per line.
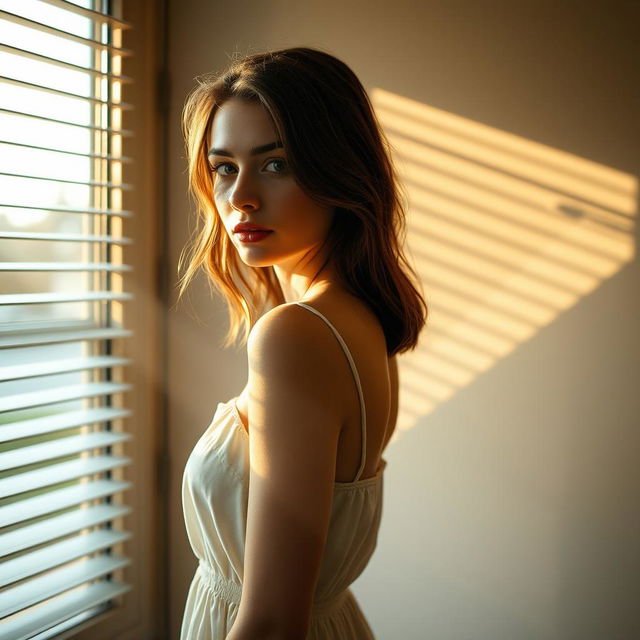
<box><xmin>233</xmin><ymin>222</ymin><xmax>272</xmax><ymax>233</ymax></box>
<box><xmin>235</xmin><ymin>230</ymin><xmax>272</xmax><ymax>243</ymax></box>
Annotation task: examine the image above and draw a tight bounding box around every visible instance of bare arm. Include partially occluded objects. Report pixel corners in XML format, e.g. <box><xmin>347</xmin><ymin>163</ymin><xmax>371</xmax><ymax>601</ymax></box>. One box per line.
<box><xmin>226</xmin><ymin>305</ymin><xmax>344</xmax><ymax>640</ymax></box>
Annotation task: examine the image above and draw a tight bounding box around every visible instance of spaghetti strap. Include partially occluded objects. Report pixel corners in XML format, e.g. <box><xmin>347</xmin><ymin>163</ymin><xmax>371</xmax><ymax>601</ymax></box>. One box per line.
<box><xmin>292</xmin><ymin>302</ymin><xmax>367</xmax><ymax>482</ymax></box>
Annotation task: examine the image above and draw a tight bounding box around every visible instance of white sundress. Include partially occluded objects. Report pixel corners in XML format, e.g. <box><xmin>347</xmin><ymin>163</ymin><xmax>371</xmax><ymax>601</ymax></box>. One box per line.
<box><xmin>180</xmin><ymin>301</ymin><xmax>386</xmax><ymax>639</ymax></box>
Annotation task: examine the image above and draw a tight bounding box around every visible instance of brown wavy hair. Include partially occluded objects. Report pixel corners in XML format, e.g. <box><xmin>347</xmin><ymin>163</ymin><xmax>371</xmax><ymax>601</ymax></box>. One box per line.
<box><xmin>177</xmin><ymin>46</ymin><xmax>427</xmax><ymax>356</ymax></box>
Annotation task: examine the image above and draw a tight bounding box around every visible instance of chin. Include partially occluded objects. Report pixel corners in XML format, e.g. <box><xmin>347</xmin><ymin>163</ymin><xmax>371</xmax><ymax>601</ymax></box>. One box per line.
<box><xmin>237</xmin><ymin>253</ymin><xmax>276</xmax><ymax>268</ymax></box>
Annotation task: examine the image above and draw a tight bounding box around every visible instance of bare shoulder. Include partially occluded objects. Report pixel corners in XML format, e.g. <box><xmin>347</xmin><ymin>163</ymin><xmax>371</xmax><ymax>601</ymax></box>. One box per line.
<box><xmin>247</xmin><ymin>303</ymin><xmax>347</xmax><ymax>421</ymax></box>
<box><xmin>248</xmin><ymin>303</ymin><xmax>342</xmax><ymax>376</ymax></box>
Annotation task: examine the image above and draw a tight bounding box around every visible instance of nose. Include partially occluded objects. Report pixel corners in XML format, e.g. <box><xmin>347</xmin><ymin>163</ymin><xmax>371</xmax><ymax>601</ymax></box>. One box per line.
<box><xmin>228</xmin><ymin>171</ymin><xmax>260</xmax><ymax>212</ymax></box>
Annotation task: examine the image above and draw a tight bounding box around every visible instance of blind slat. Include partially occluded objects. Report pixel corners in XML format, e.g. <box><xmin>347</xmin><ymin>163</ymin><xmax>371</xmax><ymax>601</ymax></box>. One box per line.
<box><xmin>0</xmin><ymin>580</ymin><xmax>132</xmax><ymax>640</ymax></box>
<box><xmin>0</xmin><ymin>139</ymin><xmax>132</xmax><ymax>162</ymax></box>
<box><xmin>40</xmin><ymin>0</ymin><xmax>132</xmax><ymax>29</ymax></box>
<box><xmin>0</xmin><ymin>75</ymin><xmax>134</xmax><ymax>109</ymax></box>
<box><xmin>0</xmin><ymin>432</ymin><xmax>132</xmax><ymax>471</ymax></box>
<box><xmin>0</xmin><ymin>230</ymin><xmax>132</xmax><ymax>244</ymax></box>
<box><xmin>0</xmin><ymin>328</ymin><xmax>133</xmax><ymax>348</ymax></box>
<box><xmin>0</xmin><ymin>553</ymin><xmax>131</xmax><ymax>618</ymax></box>
<box><xmin>1</xmin><ymin>407</ymin><xmax>131</xmax><ymax>441</ymax></box>
<box><xmin>0</xmin><ymin>478</ymin><xmax>132</xmax><ymax>527</ymax></box>
<box><xmin>0</xmin><ymin>43</ymin><xmax>133</xmax><ymax>82</ymax></box>
<box><xmin>0</xmin><ymin>454</ymin><xmax>132</xmax><ymax>498</ymax></box>
<box><xmin>1</xmin><ymin>529</ymin><xmax>131</xmax><ymax>587</ymax></box>
<box><xmin>0</xmin><ymin>503</ymin><xmax>131</xmax><ymax>556</ymax></box>
<box><xmin>0</xmin><ymin>172</ymin><xmax>133</xmax><ymax>190</ymax></box>
<box><xmin>0</xmin><ymin>355</ymin><xmax>131</xmax><ymax>382</ymax></box>
<box><xmin>0</xmin><ymin>262</ymin><xmax>133</xmax><ymax>272</ymax></box>
<box><xmin>0</xmin><ymin>291</ymin><xmax>133</xmax><ymax>305</ymax></box>
<box><xmin>0</xmin><ymin>108</ymin><xmax>133</xmax><ymax>135</ymax></box>
<box><xmin>0</xmin><ymin>10</ymin><xmax>133</xmax><ymax>55</ymax></box>
<box><xmin>0</xmin><ymin>381</ymin><xmax>131</xmax><ymax>413</ymax></box>
<box><xmin>0</xmin><ymin>203</ymin><xmax>133</xmax><ymax>217</ymax></box>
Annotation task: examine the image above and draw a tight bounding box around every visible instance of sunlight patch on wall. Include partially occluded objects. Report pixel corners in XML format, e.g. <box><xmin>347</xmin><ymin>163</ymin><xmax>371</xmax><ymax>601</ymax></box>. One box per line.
<box><xmin>371</xmin><ymin>88</ymin><xmax>637</xmax><ymax>439</ymax></box>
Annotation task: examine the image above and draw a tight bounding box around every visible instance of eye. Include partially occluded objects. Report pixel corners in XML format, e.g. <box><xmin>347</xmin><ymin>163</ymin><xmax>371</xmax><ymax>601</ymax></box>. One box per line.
<box><xmin>265</xmin><ymin>158</ymin><xmax>288</xmax><ymax>173</ymax></box>
<box><xmin>209</xmin><ymin>162</ymin><xmax>235</xmax><ymax>176</ymax></box>
<box><xmin>208</xmin><ymin>158</ymin><xmax>288</xmax><ymax>177</ymax></box>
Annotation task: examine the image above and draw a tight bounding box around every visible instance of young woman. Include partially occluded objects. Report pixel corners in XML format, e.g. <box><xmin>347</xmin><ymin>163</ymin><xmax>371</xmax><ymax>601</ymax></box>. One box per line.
<box><xmin>177</xmin><ymin>47</ymin><xmax>427</xmax><ymax>640</ymax></box>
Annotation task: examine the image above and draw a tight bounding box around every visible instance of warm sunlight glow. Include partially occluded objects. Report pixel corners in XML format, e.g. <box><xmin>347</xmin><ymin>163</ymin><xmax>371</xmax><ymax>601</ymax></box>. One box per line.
<box><xmin>0</xmin><ymin>0</ymin><xmax>127</xmax><ymax>328</ymax></box>
<box><xmin>371</xmin><ymin>88</ymin><xmax>637</xmax><ymax>440</ymax></box>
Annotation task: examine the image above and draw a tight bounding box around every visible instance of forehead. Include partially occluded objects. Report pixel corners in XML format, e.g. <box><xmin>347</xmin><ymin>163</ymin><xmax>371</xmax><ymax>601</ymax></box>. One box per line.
<box><xmin>209</xmin><ymin>98</ymin><xmax>278</xmax><ymax>149</ymax></box>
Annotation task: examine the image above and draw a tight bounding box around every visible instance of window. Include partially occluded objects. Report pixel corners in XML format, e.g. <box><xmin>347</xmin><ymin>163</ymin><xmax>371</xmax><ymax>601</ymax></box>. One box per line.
<box><xmin>0</xmin><ymin>1</ymin><xmax>134</xmax><ymax>638</ymax></box>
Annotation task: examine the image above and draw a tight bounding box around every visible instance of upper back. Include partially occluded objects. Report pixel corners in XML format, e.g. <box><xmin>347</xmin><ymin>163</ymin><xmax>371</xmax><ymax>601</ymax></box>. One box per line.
<box><xmin>293</xmin><ymin>291</ymin><xmax>398</xmax><ymax>483</ymax></box>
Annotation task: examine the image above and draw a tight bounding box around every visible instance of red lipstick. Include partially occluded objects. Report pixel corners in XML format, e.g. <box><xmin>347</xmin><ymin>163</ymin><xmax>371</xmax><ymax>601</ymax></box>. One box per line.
<box><xmin>233</xmin><ymin>222</ymin><xmax>273</xmax><ymax>243</ymax></box>
<box><xmin>233</xmin><ymin>222</ymin><xmax>271</xmax><ymax>233</ymax></box>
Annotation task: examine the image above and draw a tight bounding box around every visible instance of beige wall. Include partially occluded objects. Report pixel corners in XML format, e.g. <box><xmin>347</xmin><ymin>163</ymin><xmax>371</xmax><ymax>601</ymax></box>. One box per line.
<box><xmin>166</xmin><ymin>2</ymin><xmax>640</xmax><ymax>639</ymax></box>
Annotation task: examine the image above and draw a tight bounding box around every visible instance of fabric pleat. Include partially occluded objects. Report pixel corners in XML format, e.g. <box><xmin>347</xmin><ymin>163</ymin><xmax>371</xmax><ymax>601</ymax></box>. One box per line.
<box><xmin>180</xmin><ymin>399</ymin><xmax>385</xmax><ymax>639</ymax></box>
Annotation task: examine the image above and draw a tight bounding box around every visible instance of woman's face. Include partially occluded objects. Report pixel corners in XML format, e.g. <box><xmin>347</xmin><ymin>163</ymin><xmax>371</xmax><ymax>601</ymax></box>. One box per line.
<box><xmin>208</xmin><ymin>97</ymin><xmax>335</xmax><ymax>270</ymax></box>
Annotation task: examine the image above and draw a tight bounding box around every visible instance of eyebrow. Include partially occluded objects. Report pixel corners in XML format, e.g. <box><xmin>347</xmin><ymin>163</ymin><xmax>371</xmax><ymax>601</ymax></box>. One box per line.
<box><xmin>207</xmin><ymin>141</ymin><xmax>283</xmax><ymax>158</ymax></box>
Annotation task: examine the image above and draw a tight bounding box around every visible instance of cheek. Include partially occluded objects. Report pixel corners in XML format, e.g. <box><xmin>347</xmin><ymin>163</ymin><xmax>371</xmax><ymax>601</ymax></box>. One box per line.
<box><xmin>212</xmin><ymin>195</ymin><xmax>231</xmax><ymax>233</ymax></box>
<box><xmin>279</xmin><ymin>186</ymin><xmax>330</xmax><ymax>227</ymax></box>
<box><xmin>213</xmin><ymin>186</ymin><xmax>230</xmax><ymax>219</ymax></box>
<box><xmin>294</xmin><ymin>196</ymin><xmax>333</xmax><ymax>233</ymax></box>
<box><xmin>212</xmin><ymin>182</ymin><xmax>224</xmax><ymax>207</ymax></box>
<box><xmin>284</xmin><ymin>189</ymin><xmax>325</xmax><ymax>222</ymax></box>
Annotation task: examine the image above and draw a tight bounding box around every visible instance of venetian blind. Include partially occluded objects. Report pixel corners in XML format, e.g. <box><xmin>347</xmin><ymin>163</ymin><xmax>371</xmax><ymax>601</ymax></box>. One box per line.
<box><xmin>0</xmin><ymin>0</ymin><xmax>134</xmax><ymax>638</ymax></box>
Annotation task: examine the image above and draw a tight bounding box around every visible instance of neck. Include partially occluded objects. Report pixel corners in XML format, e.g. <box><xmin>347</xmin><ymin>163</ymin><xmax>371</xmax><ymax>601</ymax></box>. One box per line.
<box><xmin>274</xmin><ymin>271</ymin><xmax>336</xmax><ymax>303</ymax></box>
<box><xmin>273</xmin><ymin>253</ymin><xmax>339</xmax><ymax>303</ymax></box>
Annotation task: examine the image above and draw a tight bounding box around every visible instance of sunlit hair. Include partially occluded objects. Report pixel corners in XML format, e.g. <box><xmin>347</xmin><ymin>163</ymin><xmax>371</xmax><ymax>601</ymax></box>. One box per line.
<box><xmin>177</xmin><ymin>46</ymin><xmax>428</xmax><ymax>355</ymax></box>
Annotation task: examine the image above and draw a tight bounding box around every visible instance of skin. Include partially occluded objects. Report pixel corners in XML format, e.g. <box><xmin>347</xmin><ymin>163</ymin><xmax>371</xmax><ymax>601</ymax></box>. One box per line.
<box><xmin>208</xmin><ymin>98</ymin><xmax>397</xmax><ymax>640</ymax></box>
<box><xmin>208</xmin><ymin>97</ymin><xmax>337</xmax><ymax>302</ymax></box>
